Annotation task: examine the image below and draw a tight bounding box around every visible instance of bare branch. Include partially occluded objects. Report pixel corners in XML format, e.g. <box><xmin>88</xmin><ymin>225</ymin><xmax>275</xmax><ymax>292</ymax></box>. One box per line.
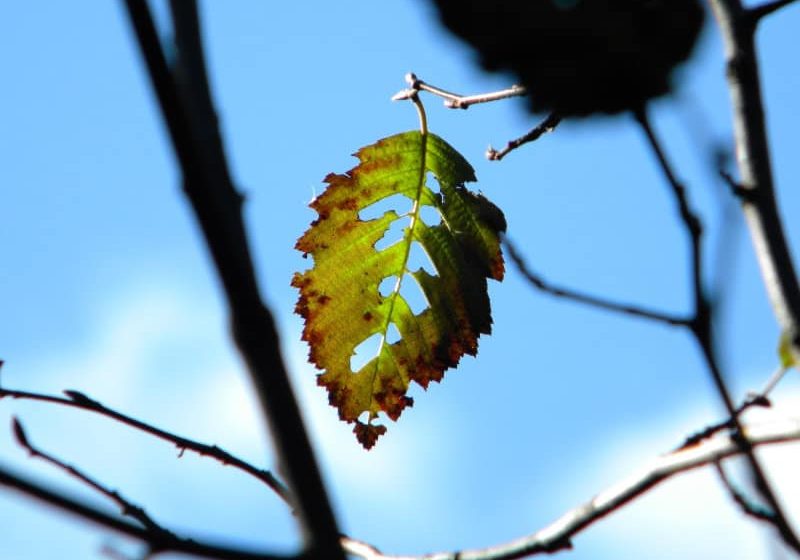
<box><xmin>503</xmin><ymin>236</ymin><xmax>689</xmax><ymax>327</ymax></box>
<box><xmin>714</xmin><ymin>461</ymin><xmax>775</xmax><ymax>522</ymax></box>
<box><xmin>635</xmin><ymin>106</ymin><xmax>800</xmax><ymax>552</ymax></box>
<box><xmin>393</xmin><ymin>73</ymin><xmax>526</xmax><ymax>109</ymax></box>
<box><xmin>0</xmin><ymin>385</ymin><xmax>292</xmax><ymax>506</ymax></box>
<box><xmin>678</xmin><ymin>367</ymin><xmax>789</xmax><ymax>450</ymax></box>
<box><xmin>123</xmin><ymin>2</ymin><xmax>343</xmax><ymax>555</ymax></box>
<box><xmin>486</xmin><ymin>113</ymin><xmax>561</xmax><ymax>161</ymax></box>
<box><xmin>709</xmin><ymin>0</ymin><xmax>800</xmax><ymax>336</ymax></box>
<box><xmin>0</xmin><ymin>463</ymin><xmax>299</xmax><ymax>560</ymax></box>
<box><xmin>11</xmin><ymin>418</ymin><xmax>174</xmax><ymax>537</ymax></box>
<box><xmin>750</xmin><ymin>0</ymin><xmax>800</xmax><ymax>22</ymax></box>
<box><xmin>341</xmin><ymin>418</ymin><xmax>800</xmax><ymax>560</ymax></box>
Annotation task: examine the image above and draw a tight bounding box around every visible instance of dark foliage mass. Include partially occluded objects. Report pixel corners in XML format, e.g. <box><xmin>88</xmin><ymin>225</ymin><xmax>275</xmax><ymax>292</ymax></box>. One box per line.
<box><xmin>427</xmin><ymin>0</ymin><xmax>705</xmax><ymax>116</ymax></box>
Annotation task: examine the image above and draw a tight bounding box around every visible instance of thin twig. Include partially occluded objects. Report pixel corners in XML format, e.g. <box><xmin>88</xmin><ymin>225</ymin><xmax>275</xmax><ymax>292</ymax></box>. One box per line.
<box><xmin>503</xmin><ymin>236</ymin><xmax>689</xmax><ymax>327</ymax></box>
<box><xmin>714</xmin><ymin>461</ymin><xmax>775</xmax><ymax>522</ymax></box>
<box><xmin>392</xmin><ymin>73</ymin><xmax>527</xmax><ymax>109</ymax></box>
<box><xmin>11</xmin><ymin>417</ymin><xmax>175</xmax><ymax>537</ymax></box>
<box><xmin>0</xmin><ymin>463</ymin><xmax>299</xmax><ymax>560</ymax></box>
<box><xmin>635</xmin><ymin>106</ymin><xmax>800</xmax><ymax>553</ymax></box>
<box><xmin>341</xmin><ymin>418</ymin><xmax>800</xmax><ymax>560</ymax></box>
<box><xmin>678</xmin><ymin>365</ymin><xmax>789</xmax><ymax>449</ymax></box>
<box><xmin>750</xmin><ymin>0</ymin><xmax>800</xmax><ymax>22</ymax></box>
<box><xmin>124</xmin><ymin>2</ymin><xmax>343</xmax><ymax>556</ymax></box>
<box><xmin>486</xmin><ymin>113</ymin><xmax>562</xmax><ymax>161</ymax></box>
<box><xmin>0</xmin><ymin>385</ymin><xmax>292</xmax><ymax>505</ymax></box>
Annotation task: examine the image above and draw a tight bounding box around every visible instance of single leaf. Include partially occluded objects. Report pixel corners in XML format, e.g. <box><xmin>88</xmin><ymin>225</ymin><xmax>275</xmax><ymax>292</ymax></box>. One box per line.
<box><xmin>778</xmin><ymin>329</ymin><xmax>798</xmax><ymax>369</ymax></box>
<box><xmin>292</xmin><ymin>130</ymin><xmax>505</xmax><ymax>449</ymax></box>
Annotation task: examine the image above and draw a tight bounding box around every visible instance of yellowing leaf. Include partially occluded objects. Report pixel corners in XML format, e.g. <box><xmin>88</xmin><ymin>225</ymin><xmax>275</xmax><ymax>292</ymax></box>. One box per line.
<box><xmin>292</xmin><ymin>130</ymin><xmax>505</xmax><ymax>449</ymax></box>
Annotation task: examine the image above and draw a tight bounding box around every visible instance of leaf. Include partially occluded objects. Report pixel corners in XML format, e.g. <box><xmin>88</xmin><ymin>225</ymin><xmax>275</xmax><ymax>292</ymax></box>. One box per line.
<box><xmin>778</xmin><ymin>329</ymin><xmax>798</xmax><ymax>369</ymax></box>
<box><xmin>292</xmin><ymin>130</ymin><xmax>505</xmax><ymax>449</ymax></box>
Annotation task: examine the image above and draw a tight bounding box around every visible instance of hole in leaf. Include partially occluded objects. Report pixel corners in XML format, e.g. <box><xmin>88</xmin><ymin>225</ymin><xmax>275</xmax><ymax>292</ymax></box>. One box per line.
<box><xmin>418</xmin><ymin>204</ymin><xmax>442</xmax><ymax>227</ymax></box>
<box><xmin>351</xmin><ymin>333</ymin><xmax>383</xmax><ymax>372</ymax></box>
<box><xmin>407</xmin><ymin>242</ymin><xmax>438</xmax><ymax>277</ymax></box>
<box><xmin>374</xmin><ymin>217</ymin><xmax>406</xmax><ymax>251</ymax></box>
<box><xmin>386</xmin><ymin>323</ymin><xmax>401</xmax><ymax>344</ymax></box>
<box><xmin>359</xmin><ymin>193</ymin><xmax>411</xmax><ymax>221</ymax></box>
<box><xmin>379</xmin><ymin>276</ymin><xmax>397</xmax><ymax>297</ymax></box>
<box><xmin>400</xmin><ymin>273</ymin><xmax>429</xmax><ymax>315</ymax></box>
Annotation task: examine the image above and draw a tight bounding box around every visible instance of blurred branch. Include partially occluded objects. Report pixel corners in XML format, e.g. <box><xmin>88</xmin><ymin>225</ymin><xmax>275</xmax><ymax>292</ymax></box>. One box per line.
<box><xmin>486</xmin><ymin>113</ymin><xmax>561</xmax><ymax>161</ymax></box>
<box><xmin>709</xmin><ymin>0</ymin><xmax>800</xmax><ymax>337</ymax></box>
<box><xmin>503</xmin><ymin>236</ymin><xmax>689</xmax><ymax>326</ymax></box>
<box><xmin>393</xmin><ymin>72</ymin><xmax>526</xmax><ymax>109</ymax></box>
<box><xmin>714</xmin><ymin>461</ymin><xmax>775</xmax><ymax>522</ymax></box>
<box><xmin>11</xmin><ymin>417</ymin><xmax>175</xmax><ymax>537</ymax></box>
<box><xmin>123</xmin><ymin>1</ymin><xmax>343</xmax><ymax>556</ymax></box>
<box><xmin>750</xmin><ymin>0</ymin><xmax>799</xmax><ymax>22</ymax></box>
<box><xmin>342</xmin><ymin>418</ymin><xmax>800</xmax><ymax>560</ymax></box>
<box><xmin>635</xmin><ymin>106</ymin><xmax>800</xmax><ymax>552</ymax></box>
<box><xmin>0</xmin><ymin>462</ymin><xmax>298</xmax><ymax>560</ymax></box>
<box><xmin>0</xmin><ymin>385</ymin><xmax>292</xmax><ymax>505</ymax></box>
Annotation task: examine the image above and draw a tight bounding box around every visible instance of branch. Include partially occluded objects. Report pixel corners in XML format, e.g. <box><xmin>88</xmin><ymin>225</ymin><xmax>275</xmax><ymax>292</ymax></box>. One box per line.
<box><xmin>11</xmin><ymin>418</ymin><xmax>175</xmax><ymax>537</ymax></box>
<box><xmin>486</xmin><ymin>113</ymin><xmax>561</xmax><ymax>161</ymax></box>
<box><xmin>750</xmin><ymin>0</ymin><xmax>800</xmax><ymax>22</ymax></box>
<box><xmin>0</xmin><ymin>385</ymin><xmax>292</xmax><ymax>505</ymax></box>
<box><xmin>341</xmin><ymin>418</ymin><xmax>800</xmax><ymax>560</ymax></box>
<box><xmin>392</xmin><ymin>73</ymin><xmax>526</xmax><ymax>109</ymax></box>
<box><xmin>714</xmin><ymin>461</ymin><xmax>776</xmax><ymax>522</ymax></box>
<box><xmin>635</xmin><ymin>106</ymin><xmax>800</xmax><ymax>552</ymax></box>
<box><xmin>122</xmin><ymin>2</ymin><xmax>343</xmax><ymax>556</ymax></box>
<box><xmin>0</xmin><ymin>462</ymin><xmax>300</xmax><ymax>560</ymax></box>
<box><xmin>709</xmin><ymin>0</ymin><xmax>800</xmax><ymax>337</ymax></box>
<box><xmin>503</xmin><ymin>236</ymin><xmax>689</xmax><ymax>327</ymax></box>
<box><xmin>678</xmin><ymin>365</ymin><xmax>789</xmax><ymax>449</ymax></box>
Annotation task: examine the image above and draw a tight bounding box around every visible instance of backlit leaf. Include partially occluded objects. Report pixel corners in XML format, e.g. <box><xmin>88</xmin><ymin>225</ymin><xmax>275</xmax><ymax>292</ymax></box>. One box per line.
<box><xmin>292</xmin><ymin>130</ymin><xmax>505</xmax><ymax>449</ymax></box>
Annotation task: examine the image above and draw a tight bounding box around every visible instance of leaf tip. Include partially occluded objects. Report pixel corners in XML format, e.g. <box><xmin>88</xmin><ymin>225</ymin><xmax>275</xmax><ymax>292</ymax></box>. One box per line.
<box><xmin>354</xmin><ymin>421</ymin><xmax>387</xmax><ymax>450</ymax></box>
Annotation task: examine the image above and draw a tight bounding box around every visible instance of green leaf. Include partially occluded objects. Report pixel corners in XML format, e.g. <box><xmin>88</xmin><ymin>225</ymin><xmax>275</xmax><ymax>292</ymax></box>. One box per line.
<box><xmin>292</xmin><ymin>130</ymin><xmax>505</xmax><ymax>449</ymax></box>
<box><xmin>778</xmin><ymin>329</ymin><xmax>798</xmax><ymax>368</ymax></box>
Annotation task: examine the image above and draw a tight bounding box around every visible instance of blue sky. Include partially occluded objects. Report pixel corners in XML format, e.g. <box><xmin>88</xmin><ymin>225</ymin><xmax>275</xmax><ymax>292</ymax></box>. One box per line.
<box><xmin>1</xmin><ymin>1</ymin><xmax>799</xmax><ymax>559</ymax></box>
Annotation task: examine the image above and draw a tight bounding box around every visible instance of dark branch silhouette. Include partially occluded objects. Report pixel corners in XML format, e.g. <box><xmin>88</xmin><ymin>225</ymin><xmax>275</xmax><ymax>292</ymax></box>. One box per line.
<box><xmin>486</xmin><ymin>113</ymin><xmax>561</xmax><ymax>161</ymax></box>
<box><xmin>635</xmin><ymin>106</ymin><xmax>800</xmax><ymax>552</ymax></box>
<box><xmin>123</xmin><ymin>2</ymin><xmax>343</xmax><ymax>556</ymax></box>
<box><xmin>0</xmin><ymin>463</ymin><xmax>297</xmax><ymax>560</ymax></box>
<box><xmin>12</xmin><ymin>417</ymin><xmax>175</xmax><ymax>537</ymax></box>
<box><xmin>503</xmin><ymin>236</ymin><xmax>689</xmax><ymax>327</ymax></box>
<box><xmin>0</xmin><ymin>385</ymin><xmax>291</xmax><ymax>505</ymax></box>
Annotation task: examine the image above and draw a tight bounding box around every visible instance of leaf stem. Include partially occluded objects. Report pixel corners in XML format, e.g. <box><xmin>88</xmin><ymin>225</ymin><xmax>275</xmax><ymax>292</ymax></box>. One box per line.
<box><xmin>410</xmin><ymin>91</ymin><xmax>428</xmax><ymax>136</ymax></box>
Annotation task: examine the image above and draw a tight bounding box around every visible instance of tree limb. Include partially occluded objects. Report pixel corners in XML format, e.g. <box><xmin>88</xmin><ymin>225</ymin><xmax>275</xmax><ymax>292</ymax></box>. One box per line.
<box><xmin>341</xmin><ymin>418</ymin><xmax>800</xmax><ymax>560</ymax></box>
<box><xmin>635</xmin><ymin>106</ymin><xmax>800</xmax><ymax>553</ymax></box>
<box><xmin>750</xmin><ymin>0</ymin><xmax>800</xmax><ymax>22</ymax></box>
<box><xmin>503</xmin><ymin>236</ymin><xmax>689</xmax><ymax>327</ymax></box>
<box><xmin>12</xmin><ymin>417</ymin><xmax>175</xmax><ymax>537</ymax></box>
<box><xmin>122</xmin><ymin>2</ymin><xmax>343</xmax><ymax>556</ymax></box>
<box><xmin>0</xmin><ymin>463</ymin><xmax>299</xmax><ymax>560</ymax></box>
<box><xmin>709</xmin><ymin>0</ymin><xmax>800</xmax><ymax>337</ymax></box>
<box><xmin>0</xmin><ymin>385</ymin><xmax>292</xmax><ymax>505</ymax></box>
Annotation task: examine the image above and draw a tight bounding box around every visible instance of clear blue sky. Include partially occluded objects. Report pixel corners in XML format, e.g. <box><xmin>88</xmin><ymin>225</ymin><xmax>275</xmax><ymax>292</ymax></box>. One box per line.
<box><xmin>1</xmin><ymin>1</ymin><xmax>799</xmax><ymax>559</ymax></box>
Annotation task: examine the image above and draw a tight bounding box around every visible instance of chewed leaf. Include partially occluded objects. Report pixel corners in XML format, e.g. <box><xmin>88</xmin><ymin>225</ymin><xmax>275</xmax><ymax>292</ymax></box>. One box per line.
<box><xmin>292</xmin><ymin>130</ymin><xmax>505</xmax><ymax>449</ymax></box>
